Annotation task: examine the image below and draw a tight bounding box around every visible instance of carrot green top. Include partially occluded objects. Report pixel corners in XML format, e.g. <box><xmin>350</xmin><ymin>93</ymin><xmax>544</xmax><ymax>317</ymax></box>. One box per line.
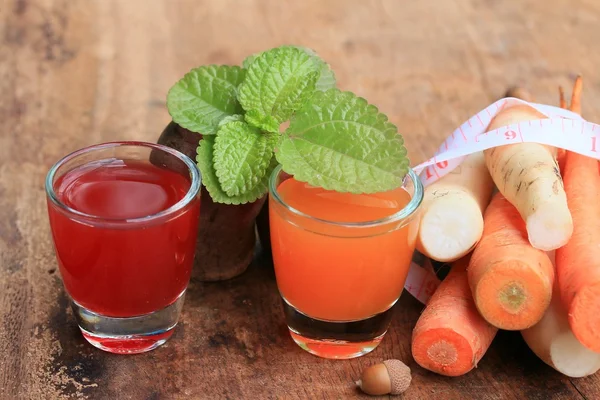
<box><xmin>166</xmin><ymin>45</ymin><xmax>409</xmax><ymax>204</ymax></box>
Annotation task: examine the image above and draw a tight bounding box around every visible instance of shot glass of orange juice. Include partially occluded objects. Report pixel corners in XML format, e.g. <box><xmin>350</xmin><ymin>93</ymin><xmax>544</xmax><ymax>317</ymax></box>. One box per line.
<box><xmin>268</xmin><ymin>165</ymin><xmax>423</xmax><ymax>359</ymax></box>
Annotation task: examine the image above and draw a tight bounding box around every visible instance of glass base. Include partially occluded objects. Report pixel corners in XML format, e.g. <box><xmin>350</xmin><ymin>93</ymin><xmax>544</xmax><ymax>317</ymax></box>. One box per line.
<box><xmin>282</xmin><ymin>298</ymin><xmax>394</xmax><ymax>359</ymax></box>
<box><xmin>289</xmin><ymin>330</ymin><xmax>385</xmax><ymax>359</ymax></box>
<box><xmin>70</xmin><ymin>290</ymin><xmax>186</xmax><ymax>354</ymax></box>
<box><xmin>80</xmin><ymin>328</ymin><xmax>173</xmax><ymax>354</ymax></box>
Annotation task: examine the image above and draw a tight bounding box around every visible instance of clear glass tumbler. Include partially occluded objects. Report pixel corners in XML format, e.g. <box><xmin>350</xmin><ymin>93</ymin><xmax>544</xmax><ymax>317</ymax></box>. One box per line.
<box><xmin>45</xmin><ymin>142</ymin><xmax>201</xmax><ymax>354</ymax></box>
<box><xmin>269</xmin><ymin>165</ymin><xmax>423</xmax><ymax>359</ymax></box>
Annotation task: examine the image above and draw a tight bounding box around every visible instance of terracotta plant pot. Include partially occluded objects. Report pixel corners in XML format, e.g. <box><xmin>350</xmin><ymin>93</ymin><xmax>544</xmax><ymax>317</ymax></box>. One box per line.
<box><xmin>154</xmin><ymin>122</ymin><xmax>265</xmax><ymax>281</ymax></box>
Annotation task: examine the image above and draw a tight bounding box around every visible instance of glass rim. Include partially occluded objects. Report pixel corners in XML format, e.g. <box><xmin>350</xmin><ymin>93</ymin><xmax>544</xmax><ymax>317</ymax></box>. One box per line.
<box><xmin>268</xmin><ymin>164</ymin><xmax>424</xmax><ymax>228</ymax></box>
<box><xmin>45</xmin><ymin>141</ymin><xmax>201</xmax><ymax>225</ymax></box>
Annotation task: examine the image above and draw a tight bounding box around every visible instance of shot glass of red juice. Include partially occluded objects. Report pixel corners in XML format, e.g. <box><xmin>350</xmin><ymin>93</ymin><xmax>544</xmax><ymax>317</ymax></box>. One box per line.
<box><xmin>268</xmin><ymin>165</ymin><xmax>423</xmax><ymax>359</ymax></box>
<box><xmin>45</xmin><ymin>142</ymin><xmax>201</xmax><ymax>354</ymax></box>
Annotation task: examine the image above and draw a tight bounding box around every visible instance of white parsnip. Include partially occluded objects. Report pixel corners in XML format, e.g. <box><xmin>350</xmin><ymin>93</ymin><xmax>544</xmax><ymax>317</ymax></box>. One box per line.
<box><xmin>416</xmin><ymin>152</ymin><xmax>494</xmax><ymax>262</ymax></box>
<box><xmin>483</xmin><ymin>105</ymin><xmax>573</xmax><ymax>251</ymax></box>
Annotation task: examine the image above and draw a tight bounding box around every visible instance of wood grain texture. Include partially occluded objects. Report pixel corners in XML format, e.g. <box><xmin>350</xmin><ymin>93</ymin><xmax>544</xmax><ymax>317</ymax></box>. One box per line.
<box><xmin>1</xmin><ymin>0</ymin><xmax>600</xmax><ymax>398</ymax></box>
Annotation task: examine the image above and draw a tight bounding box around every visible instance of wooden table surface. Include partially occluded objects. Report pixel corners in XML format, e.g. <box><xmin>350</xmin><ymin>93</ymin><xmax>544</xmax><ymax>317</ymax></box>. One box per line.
<box><xmin>2</xmin><ymin>0</ymin><xmax>600</xmax><ymax>399</ymax></box>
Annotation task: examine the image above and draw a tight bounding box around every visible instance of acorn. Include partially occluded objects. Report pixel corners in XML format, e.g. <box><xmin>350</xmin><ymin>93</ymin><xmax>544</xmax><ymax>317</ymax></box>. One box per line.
<box><xmin>356</xmin><ymin>359</ymin><xmax>412</xmax><ymax>396</ymax></box>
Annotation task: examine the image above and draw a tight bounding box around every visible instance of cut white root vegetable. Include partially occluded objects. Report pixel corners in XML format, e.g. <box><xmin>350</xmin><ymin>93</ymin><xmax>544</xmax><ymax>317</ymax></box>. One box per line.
<box><xmin>416</xmin><ymin>152</ymin><xmax>494</xmax><ymax>262</ymax></box>
<box><xmin>521</xmin><ymin>251</ymin><xmax>600</xmax><ymax>378</ymax></box>
<box><xmin>483</xmin><ymin>105</ymin><xmax>573</xmax><ymax>251</ymax></box>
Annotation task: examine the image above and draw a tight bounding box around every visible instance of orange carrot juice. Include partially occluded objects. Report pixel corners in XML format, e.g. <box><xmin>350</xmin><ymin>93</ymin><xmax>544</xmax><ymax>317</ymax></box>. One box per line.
<box><xmin>269</xmin><ymin>168</ymin><xmax>422</xmax><ymax>358</ymax></box>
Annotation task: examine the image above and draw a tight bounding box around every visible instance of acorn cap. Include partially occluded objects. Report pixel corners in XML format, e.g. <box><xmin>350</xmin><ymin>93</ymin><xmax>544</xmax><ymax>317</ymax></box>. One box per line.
<box><xmin>383</xmin><ymin>359</ymin><xmax>412</xmax><ymax>395</ymax></box>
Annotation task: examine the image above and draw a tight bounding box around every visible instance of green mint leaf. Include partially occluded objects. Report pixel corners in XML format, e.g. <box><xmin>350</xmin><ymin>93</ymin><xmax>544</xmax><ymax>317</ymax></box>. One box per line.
<box><xmin>276</xmin><ymin>89</ymin><xmax>409</xmax><ymax>194</ymax></box>
<box><xmin>314</xmin><ymin>62</ymin><xmax>336</xmax><ymax>91</ymax></box>
<box><xmin>238</xmin><ymin>46</ymin><xmax>319</xmax><ymax>124</ymax></box>
<box><xmin>244</xmin><ymin>110</ymin><xmax>280</xmax><ymax>133</ymax></box>
<box><xmin>196</xmin><ymin>136</ymin><xmax>277</xmax><ymax>205</ymax></box>
<box><xmin>213</xmin><ymin>121</ymin><xmax>277</xmax><ymax>196</ymax></box>
<box><xmin>167</xmin><ymin>65</ymin><xmax>246</xmax><ymax>135</ymax></box>
<box><xmin>218</xmin><ymin>114</ymin><xmax>244</xmax><ymax>128</ymax></box>
<box><xmin>243</xmin><ymin>46</ymin><xmax>336</xmax><ymax>91</ymax></box>
<box><xmin>297</xmin><ymin>47</ymin><xmax>336</xmax><ymax>91</ymax></box>
<box><xmin>242</xmin><ymin>53</ymin><xmax>258</xmax><ymax>70</ymax></box>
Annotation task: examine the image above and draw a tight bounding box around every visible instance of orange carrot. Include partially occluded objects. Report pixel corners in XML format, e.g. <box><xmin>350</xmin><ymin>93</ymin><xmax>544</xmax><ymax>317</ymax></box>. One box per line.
<box><xmin>555</xmin><ymin>76</ymin><xmax>600</xmax><ymax>352</ymax></box>
<box><xmin>569</xmin><ymin>77</ymin><xmax>582</xmax><ymax>115</ymax></box>
<box><xmin>411</xmin><ymin>257</ymin><xmax>498</xmax><ymax>377</ymax></box>
<box><xmin>468</xmin><ymin>191</ymin><xmax>554</xmax><ymax>330</ymax></box>
<box><xmin>559</xmin><ymin>85</ymin><xmax>567</xmax><ymax>109</ymax></box>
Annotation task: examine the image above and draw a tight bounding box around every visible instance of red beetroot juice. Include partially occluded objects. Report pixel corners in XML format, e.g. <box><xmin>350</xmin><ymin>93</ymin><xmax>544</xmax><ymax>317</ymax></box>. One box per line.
<box><xmin>47</xmin><ymin>159</ymin><xmax>200</xmax><ymax>317</ymax></box>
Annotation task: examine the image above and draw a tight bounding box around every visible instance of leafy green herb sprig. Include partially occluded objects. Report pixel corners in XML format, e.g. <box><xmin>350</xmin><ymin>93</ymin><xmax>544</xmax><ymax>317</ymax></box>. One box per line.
<box><xmin>166</xmin><ymin>45</ymin><xmax>409</xmax><ymax>205</ymax></box>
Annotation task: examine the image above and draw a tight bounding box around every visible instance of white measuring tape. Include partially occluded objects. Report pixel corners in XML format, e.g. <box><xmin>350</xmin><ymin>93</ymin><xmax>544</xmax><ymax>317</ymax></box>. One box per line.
<box><xmin>405</xmin><ymin>97</ymin><xmax>600</xmax><ymax>305</ymax></box>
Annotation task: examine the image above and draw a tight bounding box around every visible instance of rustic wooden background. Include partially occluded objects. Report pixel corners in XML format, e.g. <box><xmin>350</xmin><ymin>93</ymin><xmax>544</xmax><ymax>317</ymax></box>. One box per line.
<box><xmin>2</xmin><ymin>0</ymin><xmax>600</xmax><ymax>399</ymax></box>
